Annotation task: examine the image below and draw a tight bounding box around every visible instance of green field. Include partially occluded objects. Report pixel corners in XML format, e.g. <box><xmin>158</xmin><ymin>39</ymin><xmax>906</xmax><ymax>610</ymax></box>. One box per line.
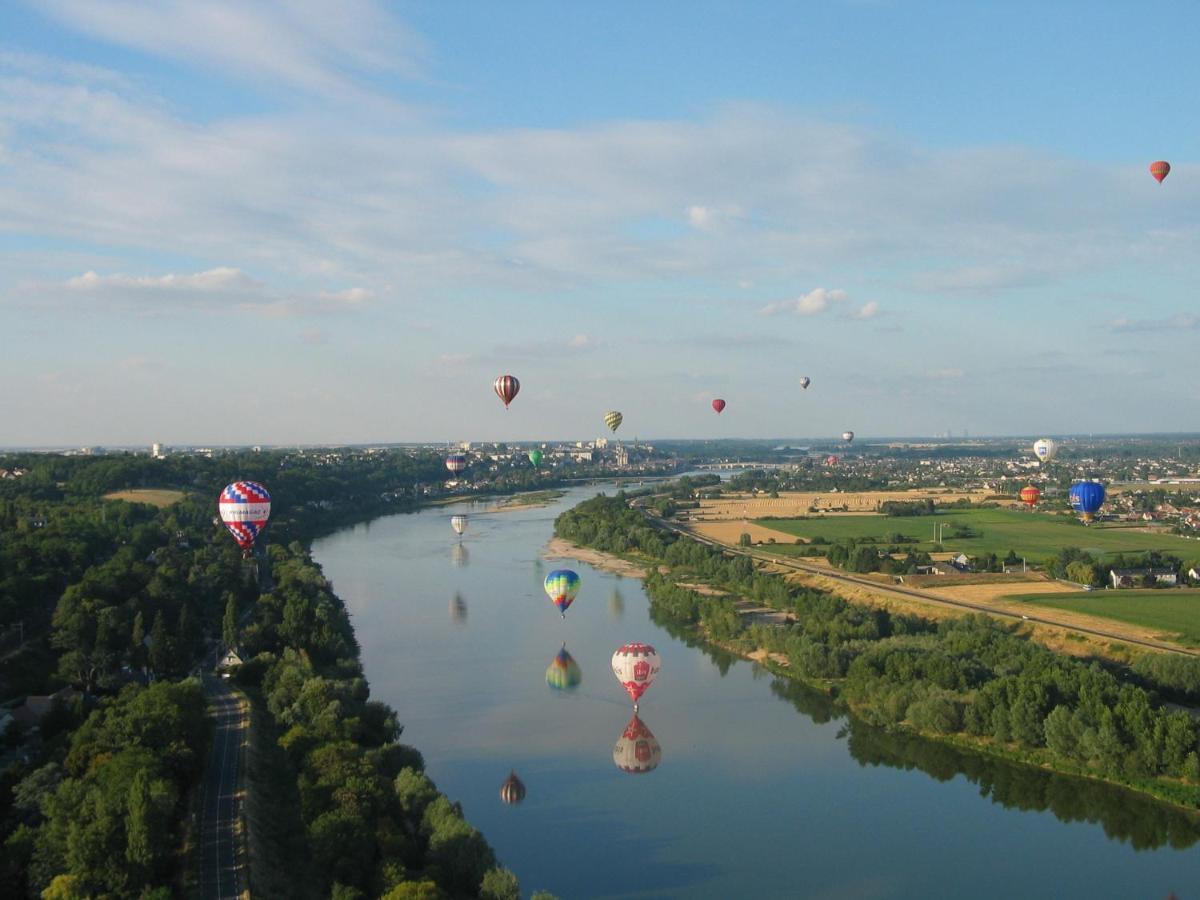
<box><xmin>1014</xmin><ymin>590</ymin><xmax>1200</xmax><ymax>646</ymax></box>
<box><xmin>758</xmin><ymin>507</ymin><xmax>1200</xmax><ymax>563</ymax></box>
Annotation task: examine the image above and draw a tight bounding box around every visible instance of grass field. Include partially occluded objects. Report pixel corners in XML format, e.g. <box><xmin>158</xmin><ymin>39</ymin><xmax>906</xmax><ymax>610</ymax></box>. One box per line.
<box><xmin>1014</xmin><ymin>590</ymin><xmax>1200</xmax><ymax>646</ymax></box>
<box><xmin>758</xmin><ymin>507</ymin><xmax>1200</xmax><ymax>563</ymax></box>
<box><xmin>103</xmin><ymin>488</ymin><xmax>186</xmax><ymax>508</ymax></box>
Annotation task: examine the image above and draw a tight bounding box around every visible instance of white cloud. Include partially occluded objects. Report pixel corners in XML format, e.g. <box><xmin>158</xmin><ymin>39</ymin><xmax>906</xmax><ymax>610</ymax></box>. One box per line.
<box><xmin>849</xmin><ymin>300</ymin><xmax>880</xmax><ymax>320</ymax></box>
<box><xmin>18</xmin><ymin>267</ymin><xmax>372</xmax><ymax>317</ymax></box>
<box><xmin>27</xmin><ymin>0</ymin><xmax>425</xmax><ymax>96</ymax></box>
<box><xmin>1109</xmin><ymin>313</ymin><xmax>1200</xmax><ymax>333</ymax></box>
<box><xmin>758</xmin><ymin>288</ymin><xmax>848</xmax><ymax>317</ymax></box>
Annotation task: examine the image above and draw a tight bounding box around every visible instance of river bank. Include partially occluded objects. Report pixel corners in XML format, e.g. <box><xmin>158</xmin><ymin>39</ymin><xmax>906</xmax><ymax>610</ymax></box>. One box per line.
<box><xmin>548</xmin><ymin>533</ymin><xmax>1200</xmax><ymax>815</ymax></box>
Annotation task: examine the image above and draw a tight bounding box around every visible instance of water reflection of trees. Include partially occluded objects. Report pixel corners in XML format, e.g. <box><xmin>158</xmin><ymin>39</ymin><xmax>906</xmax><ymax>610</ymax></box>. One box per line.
<box><xmin>650</xmin><ymin>607</ymin><xmax>736</xmax><ymax>676</ymax></box>
<box><xmin>769</xmin><ymin>677</ymin><xmax>1200</xmax><ymax>851</ymax></box>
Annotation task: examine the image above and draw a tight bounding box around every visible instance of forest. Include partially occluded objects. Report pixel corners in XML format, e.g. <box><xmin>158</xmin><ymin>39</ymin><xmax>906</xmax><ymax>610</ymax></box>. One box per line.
<box><xmin>0</xmin><ymin>449</ymin><xmax>538</xmax><ymax>899</ymax></box>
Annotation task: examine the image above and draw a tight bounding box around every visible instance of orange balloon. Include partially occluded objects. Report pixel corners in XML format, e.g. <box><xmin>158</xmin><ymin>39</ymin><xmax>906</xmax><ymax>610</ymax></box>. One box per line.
<box><xmin>1149</xmin><ymin>161</ymin><xmax>1171</xmax><ymax>183</ymax></box>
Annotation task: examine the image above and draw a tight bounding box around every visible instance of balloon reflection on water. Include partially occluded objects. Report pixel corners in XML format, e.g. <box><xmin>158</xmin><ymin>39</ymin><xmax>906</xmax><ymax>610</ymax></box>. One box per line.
<box><xmin>500</xmin><ymin>770</ymin><xmax>526</xmax><ymax>805</ymax></box>
<box><xmin>613</xmin><ymin>714</ymin><xmax>662</xmax><ymax>775</ymax></box>
<box><xmin>450</xmin><ymin>542</ymin><xmax>469</xmax><ymax>568</ymax></box>
<box><xmin>449</xmin><ymin>592</ymin><xmax>467</xmax><ymax>625</ymax></box>
<box><xmin>545</xmin><ymin>645</ymin><xmax>582</xmax><ymax>691</ymax></box>
<box><xmin>608</xmin><ymin>587</ymin><xmax>625</xmax><ymax>618</ymax></box>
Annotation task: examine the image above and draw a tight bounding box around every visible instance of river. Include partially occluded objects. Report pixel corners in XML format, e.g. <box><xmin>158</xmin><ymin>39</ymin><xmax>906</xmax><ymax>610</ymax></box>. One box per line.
<box><xmin>311</xmin><ymin>484</ymin><xmax>1200</xmax><ymax>899</ymax></box>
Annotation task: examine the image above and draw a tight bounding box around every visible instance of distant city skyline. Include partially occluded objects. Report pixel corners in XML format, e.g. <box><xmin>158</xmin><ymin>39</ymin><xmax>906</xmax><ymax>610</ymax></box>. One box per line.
<box><xmin>2</xmin><ymin>2</ymin><xmax>1198</xmax><ymax>445</ymax></box>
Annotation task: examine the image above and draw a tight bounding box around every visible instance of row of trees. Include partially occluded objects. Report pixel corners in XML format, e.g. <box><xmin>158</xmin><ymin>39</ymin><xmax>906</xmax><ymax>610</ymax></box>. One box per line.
<box><xmin>233</xmin><ymin>542</ymin><xmax>529</xmax><ymax>899</ymax></box>
<box><xmin>556</xmin><ymin>492</ymin><xmax>1200</xmax><ymax>808</ymax></box>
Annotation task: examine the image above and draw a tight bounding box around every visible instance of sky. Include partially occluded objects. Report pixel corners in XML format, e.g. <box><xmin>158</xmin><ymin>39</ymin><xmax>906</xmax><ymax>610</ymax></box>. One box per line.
<box><xmin>2</xmin><ymin>1</ymin><xmax>1198</xmax><ymax>446</ymax></box>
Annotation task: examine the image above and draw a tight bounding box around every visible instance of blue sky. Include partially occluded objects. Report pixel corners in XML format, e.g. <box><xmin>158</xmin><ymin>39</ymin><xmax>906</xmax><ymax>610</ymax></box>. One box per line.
<box><xmin>2</xmin><ymin>1</ymin><xmax>1197</xmax><ymax>446</ymax></box>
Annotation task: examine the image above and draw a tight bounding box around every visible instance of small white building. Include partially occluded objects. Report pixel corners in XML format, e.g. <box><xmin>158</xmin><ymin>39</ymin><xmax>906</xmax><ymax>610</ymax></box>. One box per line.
<box><xmin>1110</xmin><ymin>567</ymin><xmax>1178</xmax><ymax>589</ymax></box>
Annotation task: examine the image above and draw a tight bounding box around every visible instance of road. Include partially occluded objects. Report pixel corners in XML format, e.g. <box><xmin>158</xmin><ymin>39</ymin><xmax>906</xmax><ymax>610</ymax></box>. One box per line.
<box><xmin>199</xmin><ymin>675</ymin><xmax>248</xmax><ymax>900</ymax></box>
<box><xmin>650</xmin><ymin>514</ymin><xmax>1200</xmax><ymax>659</ymax></box>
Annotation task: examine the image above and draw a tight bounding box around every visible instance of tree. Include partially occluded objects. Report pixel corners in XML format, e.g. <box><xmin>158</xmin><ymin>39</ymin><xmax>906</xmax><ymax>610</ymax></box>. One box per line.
<box><xmin>148</xmin><ymin>611</ymin><xmax>174</xmax><ymax>675</ymax></box>
<box><xmin>738</xmin><ymin>532</ymin><xmax>751</xmax><ymax>547</ymax></box>
<box><xmin>223</xmin><ymin>593</ymin><xmax>239</xmax><ymax>650</ymax></box>
<box><xmin>131</xmin><ymin>611</ymin><xmax>146</xmax><ymax>669</ymax></box>
<box><xmin>480</xmin><ymin>867</ymin><xmax>520</xmax><ymax>900</ymax></box>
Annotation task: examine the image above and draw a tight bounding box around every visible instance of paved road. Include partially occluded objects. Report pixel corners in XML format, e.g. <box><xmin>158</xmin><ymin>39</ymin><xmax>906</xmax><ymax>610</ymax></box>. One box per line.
<box><xmin>651</xmin><ymin>514</ymin><xmax>1200</xmax><ymax>659</ymax></box>
<box><xmin>200</xmin><ymin>676</ymin><xmax>248</xmax><ymax>900</ymax></box>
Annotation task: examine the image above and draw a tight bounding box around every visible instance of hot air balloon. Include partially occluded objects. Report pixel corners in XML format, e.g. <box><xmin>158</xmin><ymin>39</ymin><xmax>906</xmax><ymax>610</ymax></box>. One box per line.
<box><xmin>445</xmin><ymin>453</ymin><xmax>468</xmax><ymax>476</ymax></box>
<box><xmin>527</xmin><ymin>449</ymin><xmax>543</xmax><ymax>467</ymax></box>
<box><xmin>604</xmin><ymin>410</ymin><xmax>623</xmax><ymax>433</ymax></box>
<box><xmin>450</xmin><ymin>514</ymin><xmax>468</xmax><ymax>536</ymax></box>
<box><xmin>545</xmin><ymin>645</ymin><xmax>582</xmax><ymax>691</ymax></box>
<box><xmin>500</xmin><ymin>771</ymin><xmax>525</xmax><ymax>805</ymax></box>
<box><xmin>1069</xmin><ymin>481</ymin><xmax>1106</xmax><ymax>524</ymax></box>
<box><xmin>612</xmin><ymin>642</ymin><xmax>660</xmax><ymax>711</ymax></box>
<box><xmin>450</xmin><ymin>592</ymin><xmax>467</xmax><ymax>624</ymax></box>
<box><xmin>842</xmin><ymin>431</ymin><xmax>855</xmax><ymax>444</ymax></box>
<box><xmin>1019</xmin><ymin>485</ymin><xmax>1040</xmax><ymax>509</ymax></box>
<box><xmin>494</xmin><ymin>374</ymin><xmax>520</xmax><ymax>409</ymax></box>
<box><xmin>825</xmin><ymin>455</ymin><xmax>839</xmax><ymax>467</ymax></box>
<box><xmin>712</xmin><ymin>398</ymin><xmax>726</xmax><ymax>414</ymax></box>
<box><xmin>219</xmin><ymin>481</ymin><xmax>271</xmax><ymax>552</ymax></box>
<box><xmin>613</xmin><ymin>714</ymin><xmax>663</xmax><ymax>775</ymax></box>
<box><xmin>1032</xmin><ymin>439</ymin><xmax>1058</xmax><ymax>464</ymax></box>
<box><xmin>799</xmin><ymin>376</ymin><xmax>811</xmax><ymax>390</ymax></box>
<box><xmin>544</xmin><ymin>569</ymin><xmax>580</xmax><ymax>618</ymax></box>
<box><xmin>1150</xmin><ymin>161</ymin><xmax>1171</xmax><ymax>184</ymax></box>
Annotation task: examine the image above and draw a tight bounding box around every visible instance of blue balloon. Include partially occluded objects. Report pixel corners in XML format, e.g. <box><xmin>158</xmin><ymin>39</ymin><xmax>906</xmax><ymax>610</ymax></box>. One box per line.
<box><xmin>1068</xmin><ymin>481</ymin><xmax>1106</xmax><ymax>517</ymax></box>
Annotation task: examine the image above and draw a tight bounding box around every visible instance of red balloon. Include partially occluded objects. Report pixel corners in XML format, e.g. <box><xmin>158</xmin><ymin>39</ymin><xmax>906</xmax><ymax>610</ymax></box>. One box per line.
<box><xmin>494</xmin><ymin>374</ymin><xmax>520</xmax><ymax>408</ymax></box>
<box><xmin>711</xmin><ymin>398</ymin><xmax>726</xmax><ymax>414</ymax></box>
<box><xmin>1019</xmin><ymin>485</ymin><xmax>1040</xmax><ymax>508</ymax></box>
<box><xmin>1149</xmin><ymin>161</ymin><xmax>1170</xmax><ymax>183</ymax></box>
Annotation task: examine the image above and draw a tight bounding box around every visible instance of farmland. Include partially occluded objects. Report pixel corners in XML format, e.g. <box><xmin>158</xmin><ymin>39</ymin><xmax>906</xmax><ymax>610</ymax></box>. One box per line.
<box><xmin>758</xmin><ymin>507</ymin><xmax>1200</xmax><ymax>563</ymax></box>
<box><xmin>1015</xmin><ymin>590</ymin><xmax>1200</xmax><ymax>646</ymax></box>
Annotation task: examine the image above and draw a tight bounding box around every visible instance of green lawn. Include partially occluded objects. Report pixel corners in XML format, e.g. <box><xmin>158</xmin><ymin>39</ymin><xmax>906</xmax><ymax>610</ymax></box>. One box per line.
<box><xmin>757</xmin><ymin>507</ymin><xmax>1200</xmax><ymax>563</ymax></box>
<box><xmin>1014</xmin><ymin>590</ymin><xmax>1200</xmax><ymax>646</ymax></box>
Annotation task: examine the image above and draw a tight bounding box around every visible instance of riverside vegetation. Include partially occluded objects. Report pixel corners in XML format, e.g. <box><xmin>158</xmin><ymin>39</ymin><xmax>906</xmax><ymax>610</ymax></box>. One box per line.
<box><xmin>0</xmin><ymin>449</ymin><xmax>552</xmax><ymax>899</ymax></box>
<box><xmin>554</xmin><ymin>492</ymin><xmax>1200</xmax><ymax>811</ymax></box>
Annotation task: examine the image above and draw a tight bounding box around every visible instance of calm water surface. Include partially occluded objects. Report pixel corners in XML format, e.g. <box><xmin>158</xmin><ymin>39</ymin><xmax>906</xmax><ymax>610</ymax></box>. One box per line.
<box><xmin>312</xmin><ymin>485</ymin><xmax>1200</xmax><ymax>899</ymax></box>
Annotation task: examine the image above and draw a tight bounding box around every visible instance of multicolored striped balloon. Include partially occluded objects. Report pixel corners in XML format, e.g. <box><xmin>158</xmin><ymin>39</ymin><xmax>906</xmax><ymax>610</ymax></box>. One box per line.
<box><xmin>494</xmin><ymin>374</ymin><xmax>520</xmax><ymax>408</ymax></box>
<box><xmin>545</xmin><ymin>645</ymin><xmax>582</xmax><ymax>691</ymax></box>
<box><xmin>1149</xmin><ymin>160</ymin><xmax>1171</xmax><ymax>183</ymax></box>
<box><xmin>604</xmin><ymin>410</ymin><xmax>623</xmax><ymax>433</ymax></box>
<box><xmin>445</xmin><ymin>453</ymin><xmax>467</xmax><ymax>475</ymax></box>
<box><xmin>450</xmin><ymin>514</ymin><xmax>468</xmax><ymax>536</ymax></box>
<box><xmin>544</xmin><ymin>569</ymin><xmax>581</xmax><ymax>618</ymax></box>
<box><xmin>218</xmin><ymin>481</ymin><xmax>271</xmax><ymax>550</ymax></box>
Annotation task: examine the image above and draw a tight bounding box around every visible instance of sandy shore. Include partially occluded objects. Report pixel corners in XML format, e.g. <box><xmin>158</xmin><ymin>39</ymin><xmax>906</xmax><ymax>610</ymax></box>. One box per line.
<box><xmin>542</xmin><ymin>536</ymin><xmax>653</xmax><ymax>578</ymax></box>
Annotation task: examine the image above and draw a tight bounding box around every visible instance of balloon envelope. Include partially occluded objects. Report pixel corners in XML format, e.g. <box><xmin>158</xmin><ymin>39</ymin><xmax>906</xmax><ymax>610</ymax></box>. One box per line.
<box><xmin>545</xmin><ymin>646</ymin><xmax>582</xmax><ymax>691</ymax></box>
<box><xmin>527</xmin><ymin>449</ymin><xmax>543</xmax><ymax>467</ymax></box>
<box><xmin>1150</xmin><ymin>160</ymin><xmax>1171</xmax><ymax>183</ymax></box>
<box><xmin>712</xmin><ymin>398</ymin><xmax>726</xmax><ymax>414</ymax></box>
<box><xmin>494</xmin><ymin>374</ymin><xmax>520</xmax><ymax>408</ymax></box>
<box><xmin>450</xmin><ymin>514</ymin><xmax>468</xmax><ymax>536</ymax></box>
<box><xmin>613</xmin><ymin>714</ymin><xmax>663</xmax><ymax>774</ymax></box>
<box><xmin>1019</xmin><ymin>486</ymin><xmax>1040</xmax><ymax>508</ymax></box>
<box><xmin>604</xmin><ymin>410</ymin><xmax>623</xmax><ymax>433</ymax></box>
<box><xmin>799</xmin><ymin>377</ymin><xmax>811</xmax><ymax>390</ymax></box>
<box><xmin>445</xmin><ymin>454</ymin><xmax>468</xmax><ymax>475</ymax></box>
<box><xmin>500</xmin><ymin>771</ymin><xmax>526</xmax><ymax>805</ymax></box>
<box><xmin>612</xmin><ymin>642</ymin><xmax>661</xmax><ymax>706</ymax></box>
<box><xmin>219</xmin><ymin>481</ymin><xmax>271</xmax><ymax>549</ymax></box>
<box><xmin>1032</xmin><ymin>439</ymin><xmax>1058</xmax><ymax>464</ymax></box>
<box><xmin>842</xmin><ymin>431</ymin><xmax>855</xmax><ymax>443</ymax></box>
<box><xmin>544</xmin><ymin>569</ymin><xmax>581</xmax><ymax>616</ymax></box>
<box><xmin>1069</xmin><ymin>481</ymin><xmax>1106</xmax><ymax>521</ymax></box>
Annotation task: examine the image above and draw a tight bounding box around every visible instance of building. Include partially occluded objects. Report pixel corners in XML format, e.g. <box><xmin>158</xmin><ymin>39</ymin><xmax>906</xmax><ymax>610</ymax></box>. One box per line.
<box><xmin>151</xmin><ymin>442</ymin><xmax>165</xmax><ymax>458</ymax></box>
<box><xmin>1109</xmin><ymin>567</ymin><xmax>1178</xmax><ymax>589</ymax></box>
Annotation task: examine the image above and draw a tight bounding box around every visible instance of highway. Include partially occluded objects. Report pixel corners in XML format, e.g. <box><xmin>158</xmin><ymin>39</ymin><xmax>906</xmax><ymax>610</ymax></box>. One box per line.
<box><xmin>649</xmin><ymin>513</ymin><xmax>1200</xmax><ymax>659</ymax></box>
<box><xmin>199</xmin><ymin>675</ymin><xmax>248</xmax><ymax>900</ymax></box>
